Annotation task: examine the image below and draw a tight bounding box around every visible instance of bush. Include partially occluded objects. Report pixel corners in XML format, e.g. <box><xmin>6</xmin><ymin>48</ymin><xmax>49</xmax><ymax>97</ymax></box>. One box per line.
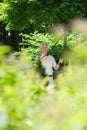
<box><xmin>0</xmin><ymin>46</ymin><xmax>47</xmax><ymax>130</ymax></box>
<box><xmin>0</xmin><ymin>41</ymin><xmax>87</xmax><ymax>130</ymax></box>
<box><xmin>20</xmin><ymin>32</ymin><xmax>65</xmax><ymax>77</ymax></box>
<box><xmin>20</xmin><ymin>32</ymin><xmax>87</xmax><ymax>77</ymax></box>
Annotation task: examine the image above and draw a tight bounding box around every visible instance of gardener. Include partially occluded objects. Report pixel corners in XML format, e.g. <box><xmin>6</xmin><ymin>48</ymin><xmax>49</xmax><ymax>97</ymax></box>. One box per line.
<box><xmin>40</xmin><ymin>43</ymin><xmax>63</xmax><ymax>84</ymax></box>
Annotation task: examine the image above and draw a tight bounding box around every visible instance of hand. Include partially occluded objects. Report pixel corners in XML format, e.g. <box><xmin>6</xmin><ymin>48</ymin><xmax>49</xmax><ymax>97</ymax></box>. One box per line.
<box><xmin>58</xmin><ymin>58</ymin><xmax>63</xmax><ymax>64</ymax></box>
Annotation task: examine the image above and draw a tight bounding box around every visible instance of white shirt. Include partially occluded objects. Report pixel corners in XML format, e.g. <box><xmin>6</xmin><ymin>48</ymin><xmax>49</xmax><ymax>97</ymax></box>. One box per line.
<box><xmin>41</xmin><ymin>55</ymin><xmax>57</xmax><ymax>75</ymax></box>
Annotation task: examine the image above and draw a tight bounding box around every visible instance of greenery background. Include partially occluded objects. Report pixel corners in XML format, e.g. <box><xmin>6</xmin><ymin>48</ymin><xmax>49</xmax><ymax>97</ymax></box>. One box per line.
<box><xmin>0</xmin><ymin>0</ymin><xmax>87</xmax><ymax>130</ymax></box>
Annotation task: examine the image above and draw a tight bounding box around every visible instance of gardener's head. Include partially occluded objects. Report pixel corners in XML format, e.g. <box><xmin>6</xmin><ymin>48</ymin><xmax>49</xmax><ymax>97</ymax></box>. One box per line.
<box><xmin>41</xmin><ymin>43</ymin><xmax>48</xmax><ymax>55</ymax></box>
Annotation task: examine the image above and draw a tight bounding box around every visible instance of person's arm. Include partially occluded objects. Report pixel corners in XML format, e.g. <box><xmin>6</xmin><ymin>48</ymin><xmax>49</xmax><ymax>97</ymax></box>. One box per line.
<box><xmin>54</xmin><ymin>58</ymin><xmax>63</xmax><ymax>70</ymax></box>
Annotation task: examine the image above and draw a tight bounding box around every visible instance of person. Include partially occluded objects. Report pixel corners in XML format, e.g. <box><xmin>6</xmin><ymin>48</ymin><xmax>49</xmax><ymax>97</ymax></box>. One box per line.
<box><xmin>40</xmin><ymin>43</ymin><xmax>63</xmax><ymax>84</ymax></box>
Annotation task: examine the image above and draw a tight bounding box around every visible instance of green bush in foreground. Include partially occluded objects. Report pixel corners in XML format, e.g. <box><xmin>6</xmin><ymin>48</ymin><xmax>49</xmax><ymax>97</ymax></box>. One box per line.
<box><xmin>0</xmin><ymin>46</ymin><xmax>47</xmax><ymax>130</ymax></box>
<box><xmin>0</xmin><ymin>45</ymin><xmax>87</xmax><ymax>130</ymax></box>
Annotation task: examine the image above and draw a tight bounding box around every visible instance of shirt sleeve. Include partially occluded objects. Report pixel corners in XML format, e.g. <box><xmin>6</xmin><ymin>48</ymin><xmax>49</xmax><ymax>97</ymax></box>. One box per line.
<box><xmin>51</xmin><ymin>56</ymin><xmax>57</xmax><ymax>68</ymax></box>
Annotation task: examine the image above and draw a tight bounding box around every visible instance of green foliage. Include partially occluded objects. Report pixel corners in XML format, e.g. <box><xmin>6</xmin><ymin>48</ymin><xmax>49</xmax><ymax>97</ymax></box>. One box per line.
<box><xmin>20</xmin><ymin>31</ymin><xmax>87</xmax><ymax>74</ymax></box>
<box><xmin>71</xmin><ymin>43</ymin><xmax>87</xmax><ymax>65</ymax></box>
<box><xmin>54</xmin><ymin>65</ymin><xmax>87</xmax><ymax>130</ymax></box>
<box><xmin>20</xmin><ymin>32</ymin><xmax>64</xmax><ymax>76</ymax></box>
<box><xmin>67</xmin><ymin>32</ymin><xmax>87</xmax><ymax>66</ymax></box>
<box><xmin>57</xmin><ymin>0</ymin><xmax>85</xmax><ymax>23</ymax></box>
<box><xmin>0</xmin><ymin>41</ymin><xmax>87</xmax><ymax>130</ymax></box>
<box><xmin>0</xmin><ymin>45</ymin><xmax>11</xmax><ymax>60</ymax></box>
<box><xmin>0</xmin><ymin>0</ymin><xmax>31</xmax><ymax>30</ymax></box>
<box><xmin>0</xmin><ymin>0</ymin><xmax>87</xmax><ymax>30</ymax></box>
<box><xmin>0</xmin><ymin>46</ymin><xmax>47</xmax><ymax>130</ymax></box>
<box><xmin>0</xmin><ymin>0</ymin><xmax>87</xmax><ymax>128</ymax></box>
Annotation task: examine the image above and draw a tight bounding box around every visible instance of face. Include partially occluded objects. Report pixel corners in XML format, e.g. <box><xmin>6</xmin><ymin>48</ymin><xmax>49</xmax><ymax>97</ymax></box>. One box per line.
<box><xmin>41</xmin><ymin>44</ymin><xmax>48</xmax><ymax>55</ymax></box>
